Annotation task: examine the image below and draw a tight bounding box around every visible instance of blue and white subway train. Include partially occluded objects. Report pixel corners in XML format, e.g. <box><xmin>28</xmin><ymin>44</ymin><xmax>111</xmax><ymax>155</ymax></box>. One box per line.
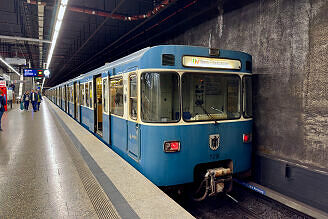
<box><xmin>46</xmin><ymin>45</ymin><xmax>253</xmax><ymax>199</ymax></box>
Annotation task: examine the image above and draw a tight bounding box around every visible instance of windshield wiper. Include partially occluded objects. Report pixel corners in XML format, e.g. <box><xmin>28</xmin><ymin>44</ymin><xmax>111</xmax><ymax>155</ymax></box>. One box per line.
<box><xmin>198</xmin><ymin>105</ymin><xmax>218</xmax><ymax>124</ymax></box>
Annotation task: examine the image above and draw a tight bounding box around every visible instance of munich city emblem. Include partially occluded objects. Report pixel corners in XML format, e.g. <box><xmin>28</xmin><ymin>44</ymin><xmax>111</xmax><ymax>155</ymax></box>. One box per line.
<box><xmin>209</xmin><ymin>134</ymin><xmax>220</xmax><ymax>151</ymax></box>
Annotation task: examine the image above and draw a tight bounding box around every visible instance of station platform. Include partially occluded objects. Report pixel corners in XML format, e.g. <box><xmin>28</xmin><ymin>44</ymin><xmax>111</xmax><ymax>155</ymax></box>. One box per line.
<box><xmin>0</xmin><ymin>99</ymin><xmax>193</xmax><ymax>218</ymax></box>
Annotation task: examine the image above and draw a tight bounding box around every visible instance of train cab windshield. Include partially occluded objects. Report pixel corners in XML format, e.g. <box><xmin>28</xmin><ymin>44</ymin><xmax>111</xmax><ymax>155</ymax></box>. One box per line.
<box><xmin>182</xmin><ymin>73</ymin><xmax>240</xmax><ymax>122</ymax></box>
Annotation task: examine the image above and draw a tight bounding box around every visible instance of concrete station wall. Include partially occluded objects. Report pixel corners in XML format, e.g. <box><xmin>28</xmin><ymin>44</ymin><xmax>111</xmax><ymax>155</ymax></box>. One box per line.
<box><xmin>166</xmin><ymin>0</ymin><xmax>328</xmax><ymax>211</ymax></box>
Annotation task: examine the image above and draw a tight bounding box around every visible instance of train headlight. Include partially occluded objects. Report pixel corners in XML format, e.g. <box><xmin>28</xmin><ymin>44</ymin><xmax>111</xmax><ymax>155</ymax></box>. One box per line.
<box><xmin>164</xmin><ymin>141</ymin><xmax>180</xmax><ymax>152</ymax></box>
<box><xmin>243</xmin><ymin>133</ymin><xmax>252</xmax><ymax>143</ymax></box>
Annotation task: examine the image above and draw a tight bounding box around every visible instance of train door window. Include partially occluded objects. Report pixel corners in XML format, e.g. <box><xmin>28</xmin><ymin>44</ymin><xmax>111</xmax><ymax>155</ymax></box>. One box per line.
<box><xmin>85</xmin><ymin>83</ymin><xmax>89</xmax><ymax>107</ymax></box>
<box><xmin>103</xmin><ymin>77</ymin><xmax>108</xmax><ymax>113</ymax></box>
<box><xmin>71</xmin><ymin>86</ymin><xmax>74</xmax><ymax>103</ymax></box>
<box><xmin>110</xmin><ymin>77</ymin><xmax>123</xmax><ymax>116</ymax></box>
<box><xmin>243</xmin><ymin>76</ymin><xmax>252</xmax><ymax>118</ymax></box>
<box><xmin>89</xmin><ymin>81</ymin><xmax>93</xmax><ymax>109</ymax></box>
<box><xmin>76</xmin><ymin>84</ymin><xmax>79</xmax><ymax>105</ymax></box>
<box><xmin>69</xmin><ymin>86</ymin><xmax>71</xmax><ymax>102</ymax></box>
<box><xmin>80</xmin><ymin>83</ymin><xmax>84</xmax><ymax>106</ymax></box>
<box><xmin>129</xmin><ymin>74</ymin><xmax>137</xmax><ymax>120</ymax></box>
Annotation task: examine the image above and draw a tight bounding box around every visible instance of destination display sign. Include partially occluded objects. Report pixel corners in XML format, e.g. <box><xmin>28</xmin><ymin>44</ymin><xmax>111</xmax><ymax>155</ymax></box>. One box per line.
<box><xmin>23</xmin><ymin>69</ymin><xmax>50</xmax><ymax>77</ymax></box>
<box><xmin>182</xmin><ymin>56</ymin><xmax>241</xmax><ymax>70</ymax></box>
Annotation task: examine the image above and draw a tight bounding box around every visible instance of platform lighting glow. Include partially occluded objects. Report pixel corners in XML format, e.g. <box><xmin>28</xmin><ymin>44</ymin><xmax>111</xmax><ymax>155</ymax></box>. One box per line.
<box><xmin>46</xmin><ymin>0</ymin><xmax>69</xmax><ymax>68</ymax></box>
<box><xmin>0</xmin><ymin>57</ymin><xmax>21</xmax><ymax>76</ymax></box>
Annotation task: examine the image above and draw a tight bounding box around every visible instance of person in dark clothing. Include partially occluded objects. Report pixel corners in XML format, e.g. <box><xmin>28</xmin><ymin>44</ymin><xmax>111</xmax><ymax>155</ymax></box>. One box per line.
<box><xmin>23</xmin><ymin>91</ymin><xmax>30</xmax><ymax>110</ymax></box>
<box><xmin>37</xmin><ymin>90</ymin><xmax>42</xmax><ymax>111</ymax></box>
<box><xmin>0</xmin><ymin>90</ymin><xmax>6</xmax><ymax>131</ymax></box>
<box><xmin>30</xmin><ymin>89</ymin><xmax>38</xmax><ymax>112</ymax></box>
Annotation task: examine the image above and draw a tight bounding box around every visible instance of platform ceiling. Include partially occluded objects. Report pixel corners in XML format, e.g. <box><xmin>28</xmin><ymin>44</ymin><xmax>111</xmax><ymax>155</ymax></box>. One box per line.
<box><xmin>0</xmin><ymin>0</ymin><xmax>254</xmax><ymax>86</ymax></box>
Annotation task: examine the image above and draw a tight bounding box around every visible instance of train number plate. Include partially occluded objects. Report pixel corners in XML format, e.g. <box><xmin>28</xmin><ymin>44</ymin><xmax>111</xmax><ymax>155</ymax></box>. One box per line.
<box><xmin>209</xmin><ymin>134</ymin><xmax>220</xmax><ymax>151</ymax></box>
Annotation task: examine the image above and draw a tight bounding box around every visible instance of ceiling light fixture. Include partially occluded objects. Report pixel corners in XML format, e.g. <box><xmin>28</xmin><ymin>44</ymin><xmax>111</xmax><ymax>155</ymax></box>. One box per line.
<box><xmin>46</xmin><ymin>0</ymin><xmax>69</xmax><ymax>69</ymax></box>
<box><xmin>0</xmin><ymin>57</ymin><xmax>21</xmax><ymax>76</ymax></box>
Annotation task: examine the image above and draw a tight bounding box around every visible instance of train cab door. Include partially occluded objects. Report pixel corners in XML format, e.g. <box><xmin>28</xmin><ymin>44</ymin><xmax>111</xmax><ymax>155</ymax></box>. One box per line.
<box><xmin>94</xmin><ymin>75</ymin><xmax>103</xmax><ymax>136</ymax></box>
<box><xmin>127</xmin><ymin>73</ymin><xmax>140</xmax><ymax>160</ymax></box>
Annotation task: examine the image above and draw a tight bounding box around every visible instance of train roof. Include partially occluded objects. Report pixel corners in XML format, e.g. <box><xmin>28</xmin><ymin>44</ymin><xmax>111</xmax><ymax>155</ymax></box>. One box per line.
<box><xmin>50</xmin><ymin>45</ymin><xmax>252</xmax><ymax>88</ymax></box>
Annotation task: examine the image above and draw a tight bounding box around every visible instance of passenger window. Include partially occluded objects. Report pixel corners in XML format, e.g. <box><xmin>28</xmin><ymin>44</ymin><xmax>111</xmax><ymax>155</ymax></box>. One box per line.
<box><xmin>110</xmin><ymin>77</ymin><xmax>124</xmax><ymax>116</ymax></box>
<box><xmin>103</xmin><ymin>78</ymin><xmax>108</xmax><ymax>113</ymax></box>
<box><xmin>130</xmin><ymin>74</ymin><xmax>137</xmax><ymax>120</ymax></box>
<box><xmin>141</xmin><ymin>72</ymin><xmax>180</xmax><ymax>122</ymax></box>
<box><xmin>85</xmin><ymin>83</ymin><xmax>89</xmax><ymax>107</ymax></box>
<box><xmin>243</xmin><ymin>76</ymin><xmax>252</xmax><ymax>118</ymax></box>
<box><xmin>89</xmin><ymin>82</ymin><xmax>93</xmax><ymax>109</ymax></box>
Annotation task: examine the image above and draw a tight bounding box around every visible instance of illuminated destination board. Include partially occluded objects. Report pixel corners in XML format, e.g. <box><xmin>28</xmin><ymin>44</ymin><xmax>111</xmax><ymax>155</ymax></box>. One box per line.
<box><xmin>182</xmin><ymin>56</ymin><xmax>241</xmax><ymax>70</ymax></box>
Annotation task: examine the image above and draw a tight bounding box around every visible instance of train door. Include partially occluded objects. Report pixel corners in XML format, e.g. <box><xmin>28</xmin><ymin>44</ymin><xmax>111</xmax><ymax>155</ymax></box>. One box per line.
<box><xmin>77</xmin><ymin>83</ymin><xmax>81</xmax><ymax>122</ymax></box>
<box><xmin>127</xmin><ymin>73</ymin><xmax>140</xmax><ymax>159</ymax></box>
<box><xmin>103</xmin><ymin>76</ymin><xmax>110</xmax><ymax>144</ymax></box>
<box><xmin>94</xmin><ymin>75</ymin><xmax>103</xmax><ymax>136</ymax></box>
<box><xmin>74</xmin><ymin>82</ymin><xmax>77</xmax><ymax>119</ymax></box>
<box><xmin>66</xmin><ymin>85</ymin><xmax>69</xmax><ymax>112</ymax></box>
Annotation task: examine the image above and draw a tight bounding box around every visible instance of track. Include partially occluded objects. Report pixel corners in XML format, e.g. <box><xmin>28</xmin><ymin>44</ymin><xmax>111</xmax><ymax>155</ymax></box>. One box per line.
<box><xmin>166</xmin><ymin>182</ymin><xmax>313</xmax><ymax>219</ymax></box>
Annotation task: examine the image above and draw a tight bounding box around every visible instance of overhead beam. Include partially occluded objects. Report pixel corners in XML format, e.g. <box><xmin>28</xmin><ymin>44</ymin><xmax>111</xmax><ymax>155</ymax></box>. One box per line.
<box><xmin>0</xmin><ymin>35</ymin><xmax>52</xmax><ymax>44</ymax></box>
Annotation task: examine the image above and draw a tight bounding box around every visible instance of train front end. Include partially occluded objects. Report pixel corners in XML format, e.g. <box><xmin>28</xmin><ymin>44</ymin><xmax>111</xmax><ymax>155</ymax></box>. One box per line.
<box><xmin>138</xmin><ymin>46</ymin><xmax>253</xmax><ymax>199</ymax></box>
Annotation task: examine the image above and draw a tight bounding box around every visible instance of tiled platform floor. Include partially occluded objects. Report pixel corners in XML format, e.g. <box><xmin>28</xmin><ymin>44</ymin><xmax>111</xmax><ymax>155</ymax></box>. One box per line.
<box><xmin>0</xmin><ymin>103</ymin><xmax>111</xmax><ymax>218</ymax></box>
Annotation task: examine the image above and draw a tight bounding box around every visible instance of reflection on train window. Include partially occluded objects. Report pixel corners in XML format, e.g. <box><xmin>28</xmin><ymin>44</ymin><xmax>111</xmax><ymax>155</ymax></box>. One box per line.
<box><xmin>141</xmin><ymin>72</ymin><xmax>180</xmax><ymax>123</ymax></box>
<box><xmin>85</xmin><ymin>83</ymin><xmax>89</xmax><ymax>107</ymax></box>
<box><xmin>103</xmin><ymin>78</ymin><xmax>108</xmax><ymax>113</ymax></box>
<box><xmin>80</xmin><ymin>84</ymin><xmax>84</xmax><ymax>106</ymax></box>
<box><xmin>89</xmin><ymin>82</ymin><xmax>93</xmax><ymax>109</ymax></box>
<box><xmin>110</xmin><ymin>77</ymin><xmax>123</xmax><ymax>116</ymax></box>
<box><xmin>182</xmin><ymin>73</ymin><xmax>240</xmax><ymax>121</ymax></box>
<box><xmin>130</xmin><ymin>74</ymin><xmax>137</xmax><ymax>120</ymax></box>
<box><xmin>243</xmin><ymin>76</ymin><xmax>252</xmax><ymax>118</ymax></box>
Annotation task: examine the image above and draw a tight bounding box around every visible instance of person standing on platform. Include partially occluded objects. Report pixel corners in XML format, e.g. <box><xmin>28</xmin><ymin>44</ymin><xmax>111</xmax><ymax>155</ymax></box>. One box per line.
<box><xmin>23</xmin><ymin>91</ymin><xmax>30</xmax><ymax>111</ymax></box>
<box><xmin>30</xmin><ymin>89</ymin><xmax>38</xmax><ymax>112</ymax></box>
<box><xmin>0</xmin><ymin>90</ymin><xmax>6</xmax><ymax>131</ymax></box>
<box><xmin>37</xmin><ymin>90</ymin><xmax>42</xmax><ymax>111</ymax></box>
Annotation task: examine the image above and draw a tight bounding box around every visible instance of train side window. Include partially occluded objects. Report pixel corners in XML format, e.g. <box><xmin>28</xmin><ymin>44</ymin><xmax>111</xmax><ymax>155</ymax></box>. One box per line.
<box><xmin>129</xmin><ymin>74</ymin><xmax>137</xmax><ymax>120</ymax></box>
<box><xmin>110</xmin><ymin>77</ymin><xmax>123</xmax><ymax>116</ymax></box>
<box><xmin>103</xmin><ymin>78</ymin><xmax>108</xmax><ymax>113</ymax></box>
<box><xmin>89</xmin><ymin>81</ymin><xmax>93</xmax><ymax>109</ymax></box>
<box><xmin>141</xmin><ymin>72</ymin><xmax>180</xmax><ymax>123</ymax></box>
<box><xmin>243</xmin><ymin>76</ymin><xmax>252</xmax><ymax>118</ymax></box>
<box><xmin>85</xmin><ymin>83</ymin><xmax>89</xmax><ymax>107</ymax></box>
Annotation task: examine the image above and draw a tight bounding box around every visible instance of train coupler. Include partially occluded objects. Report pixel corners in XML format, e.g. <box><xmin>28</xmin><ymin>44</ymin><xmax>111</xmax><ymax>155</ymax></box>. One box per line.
<box><xmin>192</xmin><ymin>167</ymin><xmax>233</xmax><ymax>201</ymax></box>
<box><xmin>205</xmin><ymin>167</ymin><xmax>233</xmax><ymax>196</ymax></box>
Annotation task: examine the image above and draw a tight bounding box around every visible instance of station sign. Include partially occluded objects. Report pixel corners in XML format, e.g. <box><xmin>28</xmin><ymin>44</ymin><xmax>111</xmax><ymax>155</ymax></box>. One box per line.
<box><xmin>23</xmin><ymin>69</ymin><xmax>50</xmax><ymax>78</ymax></box>
<box><xmin>182</xmin><ymin>56</ymin><xmax>241</xmax><ymax>70</ymax></box>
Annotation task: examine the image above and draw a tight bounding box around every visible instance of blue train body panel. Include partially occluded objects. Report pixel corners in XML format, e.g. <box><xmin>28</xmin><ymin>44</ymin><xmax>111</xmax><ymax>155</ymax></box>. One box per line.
<box><xmin>81</xmin><ymin>106</ymin><xmax>94</xmax><ymax>132</ymax></box>
<box><xmin>107</xmin><ymin>120</ymin><xmax>252</xmax><ymax>186</ymax></box>
<box><xmin>68</xmin><ymin>102</ymin><xmax>74</xmax><ymax>117</ymax></box>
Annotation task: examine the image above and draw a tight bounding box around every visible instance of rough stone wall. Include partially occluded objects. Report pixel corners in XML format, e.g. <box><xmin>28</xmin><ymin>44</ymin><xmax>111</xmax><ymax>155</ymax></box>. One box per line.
<box><xmin>167</xmin><ymin>0</ymin><xmax>328</xmax><ymax>169</ymax></box>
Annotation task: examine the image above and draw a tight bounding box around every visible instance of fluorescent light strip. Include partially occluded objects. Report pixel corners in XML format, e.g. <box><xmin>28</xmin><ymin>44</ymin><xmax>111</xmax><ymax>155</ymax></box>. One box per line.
<box><xmin>0</xmin><ymin>57</ymin><xmax>21</xmax><ymax>76</ymax></box>
<box><xmin>46</xmin><ymin>0</ymin><xmax>69</xmax><ymax>68</ymax></box>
